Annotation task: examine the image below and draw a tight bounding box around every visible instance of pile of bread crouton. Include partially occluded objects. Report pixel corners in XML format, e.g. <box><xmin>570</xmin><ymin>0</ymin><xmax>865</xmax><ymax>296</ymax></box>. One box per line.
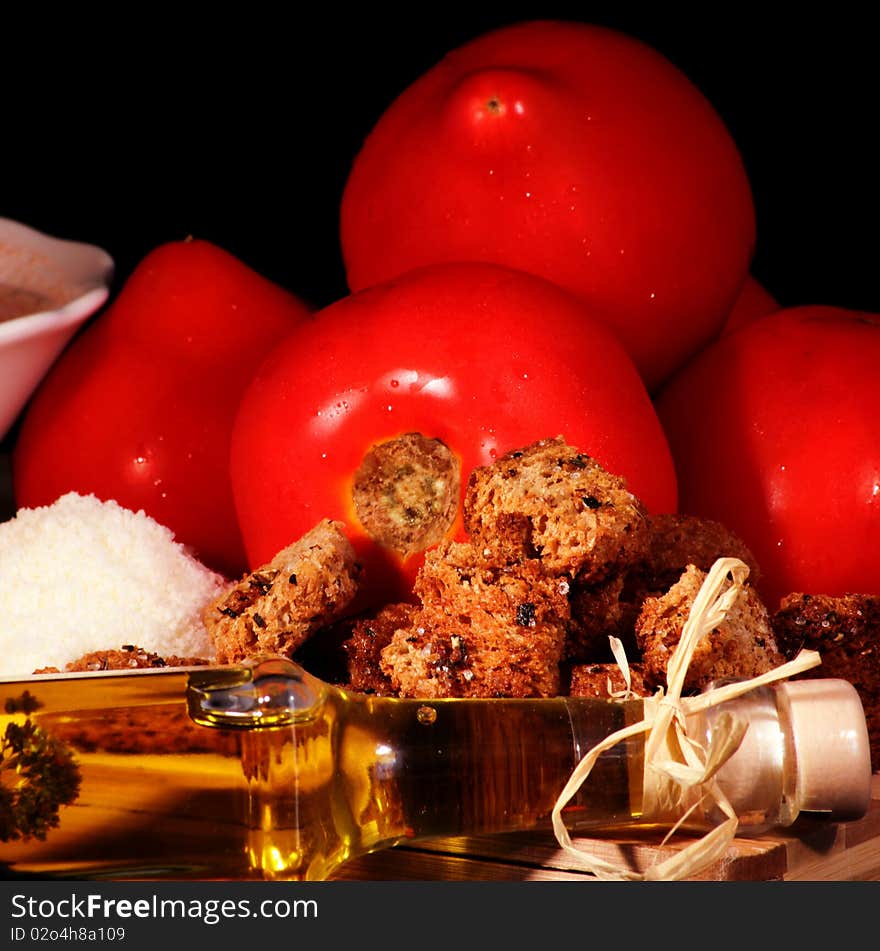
<box><xmin>46</xmin><ymin>434</ymin><xmax>880</xmax><ymax>768</ymax></box>
<box><xmin>204</xmin><ymin>436</ymin><xmax>787</xmax><ymax>703</ymax></box>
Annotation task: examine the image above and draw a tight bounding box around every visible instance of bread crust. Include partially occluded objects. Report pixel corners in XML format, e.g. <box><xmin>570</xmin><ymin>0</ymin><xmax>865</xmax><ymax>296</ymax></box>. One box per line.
<box><xmin>344</xmin><ymin>603</ymin><xmax>415</xmax><ymax>695</ymax></box>
<box><xmin>204</xmin><ymin>519</ymin><xmax>361</xmax><ymax>664</ymax></box>
<box><xmin>34</xmin><ymin>645</ymin><xmax>210</xmax><ymax>674</ymax></box>
<box><xmin>632</xmin><ymin>512</ymin><xmax>761</xmax><ymax>596</ymax></box>
<box><xmin>636</xmin><ymin>564</ymin><xmax>783</xmax><ymax>693</ymax></box>
<box><xmin>379</xmin><ymin>540</ymin><xmax>569</xmax><ymax>698</ymax></box>
<box><xmin>564</xmin><ymin>573</ymin><xmax>636</xmax><ymax>662</ymax></box>
<box><xmin>463</xmin><ymin>436</ymin><xmax>648</xmax><ymax>581</ymax></box>
<box><xmin>772</xmin><ymin>592</ymin><xmax>880</xmax><ymax>769</ymax></box>
<box><xmin>564</xmin><ymin>662</ymin><xmax>650</xmax><ymax>699</ymax></box>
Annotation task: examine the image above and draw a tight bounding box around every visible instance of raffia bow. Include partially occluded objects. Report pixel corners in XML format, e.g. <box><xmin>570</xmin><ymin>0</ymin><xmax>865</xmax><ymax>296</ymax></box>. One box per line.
<box><xmin>550</xmin><ymin>556</ymin><xmax>821</xmax><ymax>881</ymax></box>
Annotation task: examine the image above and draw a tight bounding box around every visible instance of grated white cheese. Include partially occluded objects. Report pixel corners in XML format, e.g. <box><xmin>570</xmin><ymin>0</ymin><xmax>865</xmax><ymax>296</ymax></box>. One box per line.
<box><xmin>0</xmin><ymin>492</ymin><xmax>230</xmax><ymax>676</ymax></box>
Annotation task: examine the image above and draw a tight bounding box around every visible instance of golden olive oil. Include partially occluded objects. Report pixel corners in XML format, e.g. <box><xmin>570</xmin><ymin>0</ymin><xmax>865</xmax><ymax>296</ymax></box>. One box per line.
<box><xmin>1</xmin><ymin>659</ymin><xmax>643</xmax><ymax>880</ymax></box>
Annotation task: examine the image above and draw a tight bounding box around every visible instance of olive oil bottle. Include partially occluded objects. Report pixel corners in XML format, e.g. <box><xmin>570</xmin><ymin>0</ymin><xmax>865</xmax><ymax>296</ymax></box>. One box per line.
<box><xmin>0</xmin><ymin>656</ymin><xmax>871</xmax><ymax>880</ymax></box>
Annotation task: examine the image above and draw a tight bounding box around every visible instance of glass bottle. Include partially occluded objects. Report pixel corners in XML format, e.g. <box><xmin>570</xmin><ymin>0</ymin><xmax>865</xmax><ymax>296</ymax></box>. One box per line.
<box><xmin>0</xmin><ymin>656</ymin><xmax>871</xmax><ymax>881</ymax></box>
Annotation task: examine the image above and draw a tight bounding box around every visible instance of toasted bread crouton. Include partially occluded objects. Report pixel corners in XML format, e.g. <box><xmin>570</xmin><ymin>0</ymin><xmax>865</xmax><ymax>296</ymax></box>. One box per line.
<box><xmin>772</xmin><ymin>592</ymin><xmax>880</xmax><ymax>769</ymax></box>
<box><xmin>636</xmin><ymin>564</ymin><xmax>783</xmax><ymax>693</ymax></box>
<box><xmin>632</xmin><ymin>513</ymin><xmax>761</xmax><ymax>597</ymax></box>
<box><xmin>464</xmin><ymin>436</ymin><xmax>648</xmax><ymax>581</ymax></box>
<box><xmin>565</xmin><ymin>573</ymin><xmax>638</xmax><ymax>662</ymax></box>
<box><xmin>343</xmin><ymin>603</ymin><xmax>415</xmax><ymax>695</ymax></box>
<box><xmin>568</xmin><ymin>514</ymin><xmax>763</xmax><ymax>663</ymax></box>
<box><xmin>380</xmin><ymin>540</ymin><xmax>569</xmax><ymax>698</ymax></box>
<box><xmin>34</xmin><ymin>645</ymin><xmax>210</xmax><ymax>674</ymax></box>
<box><xmin>204</xmin><ymin>519</ymin><xmax>360</xmax><ymax>664</ymax></box>
<box><xmin>564</xmin><ymin>662</ymin><xmax>650</xmax><ymax>699</ymax></box>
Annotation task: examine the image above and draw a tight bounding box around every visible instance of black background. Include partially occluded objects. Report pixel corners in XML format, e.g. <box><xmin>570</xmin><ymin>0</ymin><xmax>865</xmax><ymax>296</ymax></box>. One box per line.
<box><xmin>1</xmin><ymin>8</ymin><xmax>877</xmax><ymax>403</ymax></box>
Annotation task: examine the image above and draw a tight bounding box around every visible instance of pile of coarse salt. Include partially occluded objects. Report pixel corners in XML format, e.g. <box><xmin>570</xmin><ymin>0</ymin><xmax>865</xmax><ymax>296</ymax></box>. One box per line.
<box><xmin>0</xmin><ymin>492</ymin><xmax>230</xmax><ymax>677</ymax></box>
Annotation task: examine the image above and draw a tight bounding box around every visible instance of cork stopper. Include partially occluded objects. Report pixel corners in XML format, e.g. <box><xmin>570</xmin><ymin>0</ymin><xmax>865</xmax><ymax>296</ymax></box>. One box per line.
<box><xmin>778</xmin><ymin>679</ymin><xmax>872</xmax><ymax>821</ymax></box>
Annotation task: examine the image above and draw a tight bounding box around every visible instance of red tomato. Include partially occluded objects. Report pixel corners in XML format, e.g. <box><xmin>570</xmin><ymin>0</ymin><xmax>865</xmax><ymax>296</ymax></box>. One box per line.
<box><xmin>340</xmin><ymin>20</ymin><xmax>755</xmax><ymax>391</ymax></box>
<box><xmin>231</xmin><ymin>262</ymin><xmax>678</xmax><ymax>611</ymax></box>
<box><xmin>12</xmin><ymin>239</ymin><xmax>311</xmax><ymax>578</ymax></box>
<box><xmin>720</xmin><ymin>275</ymin><xmax>779</xmax><ymax>336</ymax></box>
<box><xmin>655</xmin><ymin>306</ymin><xmax>880</xmax><ymax>610</ymax></box>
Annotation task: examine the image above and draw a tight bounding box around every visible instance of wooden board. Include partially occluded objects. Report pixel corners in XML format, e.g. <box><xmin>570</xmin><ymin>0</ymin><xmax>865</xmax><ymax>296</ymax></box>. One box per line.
<box><xmin>334</xmin><ymin>774</ymin><xmax>880</xmax><ymax>881</ymax></box>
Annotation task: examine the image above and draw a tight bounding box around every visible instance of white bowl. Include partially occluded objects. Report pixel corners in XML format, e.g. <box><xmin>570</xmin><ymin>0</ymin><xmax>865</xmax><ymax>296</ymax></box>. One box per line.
<box><xmin>0</xmin><ymin>218</ymin><xmax>114</xmax><ymax>441</ymax></box>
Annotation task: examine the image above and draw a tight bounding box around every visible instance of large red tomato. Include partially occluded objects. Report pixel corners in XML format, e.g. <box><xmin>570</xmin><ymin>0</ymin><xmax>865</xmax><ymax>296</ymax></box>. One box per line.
<box><xmin>231</xmin><ymin>262</ymin><xmax>678</xmax><ymax>612</ymax></box>
<box><xmin>655</xmin><ymin>306</ymin><xmax>880</xmax><ymax>610</ymax></box>
<box><xmin>340</xmin><ymin>20</ymin><xmax>755</xmax><ymax>391</ymax></box>
<box><xmin>12</xmin><ymin>239</ymin><xmax>311</xmax><ymax>578</ymax></box>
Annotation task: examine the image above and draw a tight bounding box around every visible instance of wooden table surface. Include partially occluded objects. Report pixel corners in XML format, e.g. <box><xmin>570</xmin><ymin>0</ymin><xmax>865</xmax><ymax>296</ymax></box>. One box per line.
<box><xmin>333</xmin><ymin>774</ymin><xmax>880</xmax><ymax>881</ymax></box>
